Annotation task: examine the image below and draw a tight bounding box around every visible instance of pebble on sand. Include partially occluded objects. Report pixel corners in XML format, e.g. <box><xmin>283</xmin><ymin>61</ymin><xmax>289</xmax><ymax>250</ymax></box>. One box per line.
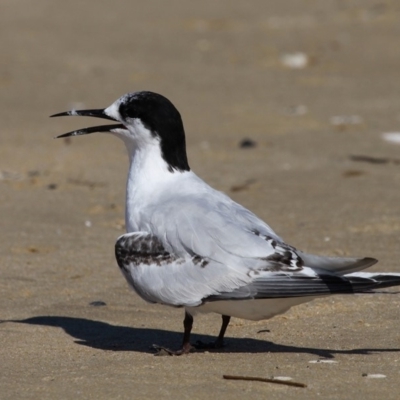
<box><xmin>382</xmin><ymin>132</ymin><xmax>400</xmax><ymax>144</ymax></box>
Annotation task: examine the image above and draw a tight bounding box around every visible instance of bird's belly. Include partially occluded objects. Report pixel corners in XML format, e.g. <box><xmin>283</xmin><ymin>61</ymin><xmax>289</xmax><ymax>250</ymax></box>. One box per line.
<box><xmin>118</xmin><ymin>260</ymin><xmax>209</xmax><ymax>306</ymax></box>
<box><xmin>188</xmin><ymin>297</ymin><xmax>319</xmax><ymax>321</ymax></box>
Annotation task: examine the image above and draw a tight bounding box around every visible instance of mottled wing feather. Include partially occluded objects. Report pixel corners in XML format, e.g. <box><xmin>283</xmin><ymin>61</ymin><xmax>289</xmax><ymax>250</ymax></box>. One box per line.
<box><xmin>115</xmin><ymin>232</ymin><xmax>177</xmax><ymax>271</ymax></box>
<box><xmin>252</xmin><ymin>230</ymin><xmax>303</xmax><ymax>271</ymax></box>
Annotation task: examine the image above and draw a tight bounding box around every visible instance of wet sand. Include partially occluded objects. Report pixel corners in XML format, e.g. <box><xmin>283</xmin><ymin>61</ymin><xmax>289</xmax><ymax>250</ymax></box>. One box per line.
<box><xmin>1</xmin><ymin>1</ymin><xmax>400</xmax><ymax>399</ymax></box>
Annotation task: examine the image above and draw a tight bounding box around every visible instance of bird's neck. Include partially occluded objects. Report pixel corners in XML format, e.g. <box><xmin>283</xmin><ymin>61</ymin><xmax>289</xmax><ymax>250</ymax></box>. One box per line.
<box><xmin>123</xmin><ymin>142</ymin><xmax>183</xmax><ymax>232</ymax></box>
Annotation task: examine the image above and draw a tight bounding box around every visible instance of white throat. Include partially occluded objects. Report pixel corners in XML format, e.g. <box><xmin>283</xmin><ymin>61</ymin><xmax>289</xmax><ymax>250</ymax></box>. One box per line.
<box><xmin>122</xmin><ymin>136</ymin><xmax>182</xmax><ymax>233</ymax></box>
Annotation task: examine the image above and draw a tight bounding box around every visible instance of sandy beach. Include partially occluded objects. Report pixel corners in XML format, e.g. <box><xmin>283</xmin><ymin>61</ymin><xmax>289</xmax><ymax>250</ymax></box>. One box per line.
<box><xmin>1</xmin><ymin>1</ymin><xmax>400</xmax><ymax>398</ymax></box>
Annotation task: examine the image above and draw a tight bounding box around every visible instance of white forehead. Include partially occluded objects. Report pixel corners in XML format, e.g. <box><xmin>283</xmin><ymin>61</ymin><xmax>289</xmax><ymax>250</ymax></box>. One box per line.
<box><xmin>104</xmin><ymin>101</ymin><xmax>120</xmax><ymax>120</ymax></box>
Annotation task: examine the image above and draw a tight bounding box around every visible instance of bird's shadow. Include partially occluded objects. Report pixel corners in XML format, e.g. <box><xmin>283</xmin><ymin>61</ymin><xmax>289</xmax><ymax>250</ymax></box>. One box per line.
<box><xmin>4</xmin><ymin>316</ymin><xmax>400</xmax><ymax>358</ymax></box>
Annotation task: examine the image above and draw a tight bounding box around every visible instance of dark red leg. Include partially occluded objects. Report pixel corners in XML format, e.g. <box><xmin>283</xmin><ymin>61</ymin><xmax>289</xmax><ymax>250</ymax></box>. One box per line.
<box><xmin>180</xmin><ymin>312</ymin><xmax>194</xmax><ymax>353</ymax></box>
<box><xmin>195</xmin><ymin>314</ymin><xmax>231</xmax><ymax>349</ymax></box>
<box><xmin>214</xmin><ymin>315</ymin><xmax>231</xmax><ymax>348</ymax></box>
<box><xmin>153</xmin><ymin>311</ymin><xmax>195</xmax><ymax>356</ymax></box>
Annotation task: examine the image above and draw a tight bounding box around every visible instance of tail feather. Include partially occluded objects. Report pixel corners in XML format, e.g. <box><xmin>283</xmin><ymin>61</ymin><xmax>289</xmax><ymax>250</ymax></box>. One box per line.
<box><xmin>299</xmin><ymin>252</ymin><xmax>378</xmax><ymax>275</ymax></box>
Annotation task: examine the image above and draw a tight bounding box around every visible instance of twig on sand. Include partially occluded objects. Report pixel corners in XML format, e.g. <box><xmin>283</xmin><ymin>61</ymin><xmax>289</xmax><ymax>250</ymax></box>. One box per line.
<box><xmin>223</xmin><ymin>374</ymin><xmax>307</xmax><ymax>388</ymax></box>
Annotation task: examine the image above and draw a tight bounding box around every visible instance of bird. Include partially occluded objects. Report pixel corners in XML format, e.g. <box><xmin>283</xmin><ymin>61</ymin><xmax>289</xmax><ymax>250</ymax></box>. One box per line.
<box><xmin>51</xmin><ymin>91</ymin><xmax>400</xmax><ymax>355</ymax></box>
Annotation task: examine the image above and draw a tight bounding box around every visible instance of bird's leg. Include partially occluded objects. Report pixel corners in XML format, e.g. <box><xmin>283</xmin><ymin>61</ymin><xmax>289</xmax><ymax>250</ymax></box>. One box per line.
<box><xmin>214</xmin><ymin>315</ymin><xmax>231</xmax><ymax>348</ymax></box>
<box><xmin>153</xmin><ymin>311</ymin><xmax>195</xmax><ymax>356</ymax></box>
<box><xmin>195</xmin><ymin>315</ymin><xmax>231</xmax><ymax>349</ymax></box>
<box><xmin>180</xmin><ymin>311</ymin><xmax>194</xmax><ymax>353</ymax></box>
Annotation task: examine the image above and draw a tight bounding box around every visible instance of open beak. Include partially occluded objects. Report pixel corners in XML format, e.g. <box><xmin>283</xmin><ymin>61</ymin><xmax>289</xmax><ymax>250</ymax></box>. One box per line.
<box><xmin>50</xmin><ymin>108</ymin><xmax>125</xmax><ymax>138</ymax></box>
